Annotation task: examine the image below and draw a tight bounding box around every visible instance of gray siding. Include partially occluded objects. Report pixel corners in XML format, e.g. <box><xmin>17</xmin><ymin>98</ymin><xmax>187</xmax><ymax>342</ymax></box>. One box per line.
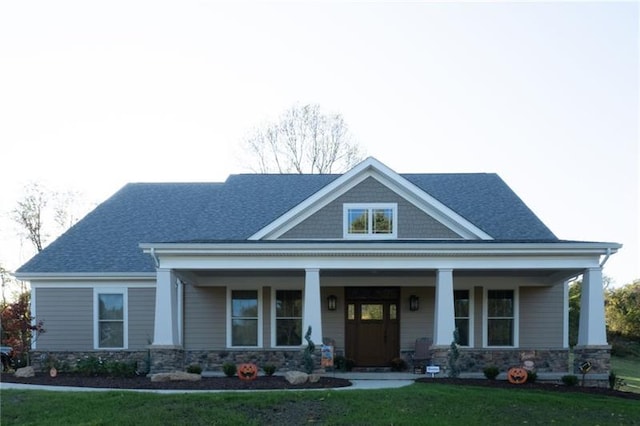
<box><xmin>281</xmin><ymin>177</ymin><xmax>461</xmax><ymax>239</ymax></box>
<box><xmin>519</xmin><ymin>284</ymin><xmax>564</xmax><ymax>347</ymax></box>
<box><xmin>35</xmin><ymin>288</ymin><xmax>93</xmax><ymax>351</ymax></box>
<box><xmin>128</xmin><ymin>288</ymin><xmax>155</xmax><ymax>350</ymax></box>
<box><xmin>321</xmin><ymin>287</ymin><xmax>345</xmax><ymax>351</ymax></box>
<box><xmin>401</xmin><ymin>287</ymin><xmax>435</xmax><ymax>351</ymax></box>
<box><xmin>184</xmin><ymin>286</ymin><xmax>226</xmax><ymax>350</ymax></box>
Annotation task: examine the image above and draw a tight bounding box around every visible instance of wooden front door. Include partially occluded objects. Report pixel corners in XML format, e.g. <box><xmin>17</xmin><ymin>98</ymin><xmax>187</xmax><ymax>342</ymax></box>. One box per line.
<box><xmin>345</xmin><ymin>288</ymin><xmax>400</xmax><ymax>367</ymax></box>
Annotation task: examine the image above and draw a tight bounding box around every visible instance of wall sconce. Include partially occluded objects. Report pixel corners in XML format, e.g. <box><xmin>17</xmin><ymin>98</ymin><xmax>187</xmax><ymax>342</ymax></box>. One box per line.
<box><xmin>409</xmin><ymin>295</ymin><xmax>419</xmax><ymax>311</ymax></box>
<box><xmin>327</xmin><ymin>295</ymin><xmax>337</xmax><ymax>311</ymax></box>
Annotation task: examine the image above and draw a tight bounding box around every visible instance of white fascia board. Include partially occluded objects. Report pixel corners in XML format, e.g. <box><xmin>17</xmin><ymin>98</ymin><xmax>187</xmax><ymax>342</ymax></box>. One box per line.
<box><xmin>140</xmin><ymin>241</ymin><xmax>620</xmax><ymax>271</ymax></box>
<box><xmin>248</xmin><ymin>157</ymin><xmax>492</xmax><ymax>241</ymax></box>
<box><xmin>15</xmin><ymin>272</ymin><xmax>156</xmax><ymax>282</ymax></box>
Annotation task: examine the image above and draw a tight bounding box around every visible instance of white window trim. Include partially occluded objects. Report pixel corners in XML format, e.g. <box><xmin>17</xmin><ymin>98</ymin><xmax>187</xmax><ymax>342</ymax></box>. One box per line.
<box><xmin>343</xmin><ymin>203</ymin><xmax>398</xmax><ymax>239</ymax></box>
<box><xmin>454</xmin><ymin>289</ymin><xmax>474</xmax><ymax>347</ymax></box>
<box><xmin>93</xmin><ymin>287</ymin><xmax>128</xmax><ymax>350</ymax></box>
<box><xmin>270</xmin><ymin>288</ymin><xmax>304</xmax><ymax>348</ymax></box>
<box><xmin>482</xmin><ymin>288</ymin><xmax>519</xmax><ymax>348</ymax></box>
<box><xmin>227</xmin><ymin>288</ymin><xmax>263</xmax><ymax>349</ymax></box>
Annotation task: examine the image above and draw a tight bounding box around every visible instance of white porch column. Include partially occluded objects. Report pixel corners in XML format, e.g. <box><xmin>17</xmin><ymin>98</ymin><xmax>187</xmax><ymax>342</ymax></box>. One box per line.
<box><xmin>303</xmin><ymin>268</ymin><xmax>323</xmax><ymax>346</ymax></box>
<box><xmin>433</xmin><ymin>268</ymin><xmax>456</xmax><ymax>346</ymax></box>
<box><xmin>152</xmin><ymin>268</ymin><xmax>180</xmax><ymax>347</ymax></box>
<box><xmin>577</xmin><ymin>267</ymin><xmax>608</xmax><ymax>346</ymax></box>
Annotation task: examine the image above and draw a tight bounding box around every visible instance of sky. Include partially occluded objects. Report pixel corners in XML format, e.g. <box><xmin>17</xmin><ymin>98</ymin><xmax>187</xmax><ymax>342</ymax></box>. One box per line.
<box><xmin>0</xmin><ymin>1</ymin><xmax>638</xmax><ymax>288</ymax></box>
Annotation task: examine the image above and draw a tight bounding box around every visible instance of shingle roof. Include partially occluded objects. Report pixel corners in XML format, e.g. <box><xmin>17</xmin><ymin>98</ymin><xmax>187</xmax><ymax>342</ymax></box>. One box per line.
<box><xmin>17</xmin><ymin>172</ymin><xmax>557</xmax><ymax>274</ymax></box>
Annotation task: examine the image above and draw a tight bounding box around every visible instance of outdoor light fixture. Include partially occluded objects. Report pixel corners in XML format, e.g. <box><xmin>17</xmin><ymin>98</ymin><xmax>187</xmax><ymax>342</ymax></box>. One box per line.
<box><xmin>327</xmin><ymin>295</ymin><xmax>337</xmax><ymax>311</ymax></box>
<box><xmin>409</xmin><ymin>295</ymin><xmax>419</xmax><ymax>311</ymax></box>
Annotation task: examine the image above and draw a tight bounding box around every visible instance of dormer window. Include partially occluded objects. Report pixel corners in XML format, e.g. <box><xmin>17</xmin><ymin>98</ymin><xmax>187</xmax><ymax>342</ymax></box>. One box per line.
<box><xmin>343</xmin><ymin>203</ymin><xmax>397</xmax><ymax>239</ymax></box>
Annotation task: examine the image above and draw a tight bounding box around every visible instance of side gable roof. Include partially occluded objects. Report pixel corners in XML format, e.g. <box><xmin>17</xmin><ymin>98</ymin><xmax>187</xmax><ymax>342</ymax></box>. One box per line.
<box><xmin>16</xmin><ymin>159</ymin><xmax>557</xmax><ymax>274</ymax></box>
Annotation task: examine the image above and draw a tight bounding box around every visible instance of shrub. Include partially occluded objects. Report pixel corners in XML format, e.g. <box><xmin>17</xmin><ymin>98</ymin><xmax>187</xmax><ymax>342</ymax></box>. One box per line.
<box><xmin>525</xmin><ymin>370</ymin><xmax>537</xmax><ymax>383</ymax></box>
<box><xmin>334</xmin><ymin>355</ymin><xmax>355</xmax><ymax>372</ymax></box>
<box><xmin>483</xmin><ymin>366</ymin><xmax>499</xmax><ymax>380</ymax></box>
<box><xmin>75</xmin><ymin>356</ymin><xmax>105</xmax><ymax>377</ymax></box>
<box><xmin>608</xmin><ymin>370</ymin><xmax>626</xmax><ymax>390</ymax></box>
<box><xmin>74</xmin><ymin>356</ymin><xmax>136</xmax><ymax>377</ymax></box>
<box><xmin>561</xmin><ymin>374</ymin><xmax>579</xmax><ymax>386</ymax></box>
<box><xmin>104</xmin><ymin>360</ymin><xmax>137</xmax><ymax>378</ymax></box>
<box><xmin>222</xmin><ymin>362</ymin><xmax>237</xmax><ymax>377</ymax></box>
<box><xmin>447</xmin><ymin>329</ymin><xmax>461</xmax><ymax>378</ymax></box>
<box><xmin>262</xmin><ymin>364</ymin><xmax>277</xmax><ymax>376</ymax></box>
<box><xmin>390</xmin><ymin>357</ymin><xmax>407</xmax><ymax>372</ymax></box>
<box><xmin>187</xmin><ymin>364</ymin><xmax>202</xmax><ymax>375</ymax></box>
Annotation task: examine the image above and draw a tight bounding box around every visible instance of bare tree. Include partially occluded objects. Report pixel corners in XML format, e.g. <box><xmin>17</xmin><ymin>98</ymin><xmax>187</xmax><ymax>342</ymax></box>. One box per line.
<box><xmin>11</xmin><ymin>183</ymin><xmax>87</xmax><ymax>254</ymax></box>
<box><xmin>244</xmin><ymin>104</ymin><xmax>364</xmax><ymax>174</ymax></box>
<box><xmin>12</xmin><ymin>183</ymin><xmax>47</xmax><ymax>252</ymax></box>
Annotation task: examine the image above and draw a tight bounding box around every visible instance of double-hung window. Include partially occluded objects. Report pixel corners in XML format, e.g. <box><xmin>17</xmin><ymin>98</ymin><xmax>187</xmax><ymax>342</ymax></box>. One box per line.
<box><xmin>343</xmin><ymin>203</ymin><xmax>397</xmax><ymax>238</ymax></box>
<box><xmin>487</xmin><ymin>290</ymin><xmax>515</xmax><ymax>346</ymax></box>
<box><xmin>229</xmin><ymin>290</ymin><xmax>261</xmax><ymax>347</ymax></box>
<box><xmin>94</xmin><ymin>288</ymin><xmax>127</xmax><ymax>349</ymax></box>
<box><xmin>454</xmin><ymin>290</ymin><xmax>470</xmax><ymax>346</ymax></box>
<box><xmin>274</xmin><ymin>290</ymin><xmax>302</xmax><ymax>347</ymax></box>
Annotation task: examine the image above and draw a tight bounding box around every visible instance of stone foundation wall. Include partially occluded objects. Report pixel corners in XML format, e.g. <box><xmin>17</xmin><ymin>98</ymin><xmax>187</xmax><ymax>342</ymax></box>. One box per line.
<box><xmin>406</xmin><ymin>347</ymin><xmax>571</xmax><ymax>374</ymax></box>
<box><xmin>30</xmin><ymin>348</ymin><xmax>324</xmax><ymax>375</ymax></box>
<box><xmin>184</xmin><ymin>349</ymin><xmax>320</xmax><ymax>373</ymax></box>
<box><xmin>29</xmin><ymin>350</ymin><xmax>150</xmax><ymax>373</ymax></box>
<box><xmin>573</xmin><ymin>345</ymin><xmax>611</xmax><ymax>375</ymax></box>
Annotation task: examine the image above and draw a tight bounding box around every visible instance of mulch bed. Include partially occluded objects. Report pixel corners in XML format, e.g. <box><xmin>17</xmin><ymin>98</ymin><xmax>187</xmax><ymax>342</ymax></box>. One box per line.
<box><xmin>0</xmin><ymin>372</ymin><xmax>352</xmax><ymax>391</ymax></box>
<box><xmin>2</xmin><ymin>373</ymin><xmax>638</xmax><ymax>400</ymax></box>
<box><xmin>415</xmin><ymin>377</ymin><xmax>640</xmax><ymax>400</ymax></box>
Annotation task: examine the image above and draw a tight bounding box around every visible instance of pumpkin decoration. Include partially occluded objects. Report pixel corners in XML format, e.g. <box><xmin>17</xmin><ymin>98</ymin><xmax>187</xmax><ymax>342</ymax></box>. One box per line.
<box><xmin>507</xmin><ymin>367</ymin><xmax>528</xmax><ymax>384</ymax></box>
<box><xmin>237</xmin><ymin>363</ymin><xmax>259</xmax><ymax>381</ymax></box>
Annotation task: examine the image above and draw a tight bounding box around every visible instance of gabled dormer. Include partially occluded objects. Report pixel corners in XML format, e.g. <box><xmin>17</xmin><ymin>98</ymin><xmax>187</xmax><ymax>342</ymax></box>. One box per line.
<box><xmin>249</xmin><ymin>157</ymin><xmax>493</xmax><ymax>241</ymax></box>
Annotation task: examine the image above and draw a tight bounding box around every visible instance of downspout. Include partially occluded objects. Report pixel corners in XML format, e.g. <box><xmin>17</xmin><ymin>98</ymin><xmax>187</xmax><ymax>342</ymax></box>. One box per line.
<box><xmin>599</xmin><ymin>248</ymin><xmax>612</xmax><ymax>268</ymax></box>
<box><xmin>150</xmin><ymin>248</ymin><xmax>160</xmax><ymax>268</ymax></box>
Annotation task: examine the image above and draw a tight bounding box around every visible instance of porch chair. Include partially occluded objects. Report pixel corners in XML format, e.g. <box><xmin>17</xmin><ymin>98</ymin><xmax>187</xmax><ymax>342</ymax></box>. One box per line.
<box><xmin>411</xmin><ymin>337</ymin><xmax>432</xmax><ymax>373</ymax></box>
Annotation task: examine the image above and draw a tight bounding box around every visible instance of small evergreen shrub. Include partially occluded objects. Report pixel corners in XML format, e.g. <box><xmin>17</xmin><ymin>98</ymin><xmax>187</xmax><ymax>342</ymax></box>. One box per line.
<box><xmin>222</xmin><ymin>362</ymin><xmax>237</xmax><ymax>377</ymax></box>
<box><xmin>75</xmin><ymin>356</ymin><xmax>105</xmax><ymax>376</ymax></box>
<box><xmin>561</xmin><ymin>374</ymin><xmax>579</xmax><ymax>386</ymax></box>
<box><xmin>447</xmin><ymin>329</ymin><xmax>461</xmax><ymax>378</ymax></box>
<box><xmin>74</xmin><ymin>356</ymin><xmax>136</xmax><ymax>377</ymax></box>
<box><xmin>262</xmin><ymin>364</ymin><xmax>277</xmax><ymax>376</ymax></box>
<box><xmin>483</xmin><ymin>366</ymin><xmax>500</xmax><ymax>380</ymax></box>
<box><xmin>303</xmin><ymin>326</ymin><xmax>315</xmax><ymax>374</ymax></box>
<box><xmin>187</xmin><ymin>364</ymin><xmax>202</xmax><ymax>375</ymax></box>
<box><xmin>608</xmin><ymin>370</ymin><xmax>626</xmax><ymax>390</ymax></box>
<box><xmin>525</xmin><ymin>370</ymin><xmax>537</xmax><ymax>383</ymax></box>
<box><xmin>390</xmin><ymin>357</ymin><xmax>407</xmax><ymax>372</ymax></box>
<box><xmin>104</xmin><ymin>360</ymin><xmax>136</xmax><ymax>378</ymax></box>
<box><xmin>334</xmin><ymin>355</ymin><xmax>355</xmax><ymax>372</ymax></box>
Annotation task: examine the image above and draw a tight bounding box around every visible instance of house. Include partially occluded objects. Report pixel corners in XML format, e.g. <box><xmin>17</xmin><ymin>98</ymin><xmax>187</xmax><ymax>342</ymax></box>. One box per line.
<box><xmin>16</xmin><ymin>158</ymin><xmax>620</xmax><ymax>377</ymax></box>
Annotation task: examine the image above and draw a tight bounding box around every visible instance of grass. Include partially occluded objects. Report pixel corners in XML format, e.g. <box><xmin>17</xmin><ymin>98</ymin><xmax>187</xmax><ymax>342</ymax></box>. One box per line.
<box><xmin>2</xmin><ymin>383</ymin><xmax>639</xmax><ymax>425</ymax></box>
<box><xmin>612</xmin><ymin>355</ymin><xmax>640</xmax><ymax>393</ymax></box>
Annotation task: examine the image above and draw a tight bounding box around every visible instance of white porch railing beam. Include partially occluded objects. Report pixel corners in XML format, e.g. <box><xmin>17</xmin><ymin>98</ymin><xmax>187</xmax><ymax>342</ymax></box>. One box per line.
<box><xmin>152</xmin><ymin>268</ymin><xmax>180</xmax><ymax>347</ymax></box>
<box><xmin>303</xmin><ymin>268</ymin><xmax>323</xmax><ymax>346</ymax></box>
<box><xmin>433</xmin><ymin>268</ymin><xmax>455</xmax><ymax>346</ymax></box>
<box><xmin>577</xmin><ymin>267</ymin><xmax>608</xmax><ymax>346</ymax></box>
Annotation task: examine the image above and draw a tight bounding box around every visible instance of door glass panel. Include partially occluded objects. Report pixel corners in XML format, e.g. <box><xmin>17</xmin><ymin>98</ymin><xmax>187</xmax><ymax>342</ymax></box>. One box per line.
<box><xmin>361</xmin><ymin>304</ymin><xmax>383</xmax><ymax>320</ymax></box>
<box><xmin>389</xmin><ymin>303</ymin><xmax>397</xmax><ymax>320</ymax></box>
<box><xmin>347</xmin><ymin>304</ymin><xmax>355</xmax><ymax>320</ymax></box>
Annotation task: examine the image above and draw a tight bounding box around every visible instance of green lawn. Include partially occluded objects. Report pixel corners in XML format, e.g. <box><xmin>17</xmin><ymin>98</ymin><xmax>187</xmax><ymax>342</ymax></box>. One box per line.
<box><xmin>2</xmin><ymin>383</ymin><xmax>639</xmax><ymax>425</ymax></box>
<box><xmin>612</xmin><ymin>355</ymin><xmax>640</xmax><ymax>393</ymax></box>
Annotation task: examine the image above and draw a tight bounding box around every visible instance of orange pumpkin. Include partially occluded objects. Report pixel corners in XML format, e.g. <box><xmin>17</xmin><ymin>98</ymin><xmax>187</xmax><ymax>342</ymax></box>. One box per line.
<box><xmin>507</xmin><ymin>367</ymin><xmax>528</xmax><ymax>384</ymax></box>
<box><xmin>237</xmin><ymin>363</ymin><xmax>258</xmax><ymax>381</ymax></box>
